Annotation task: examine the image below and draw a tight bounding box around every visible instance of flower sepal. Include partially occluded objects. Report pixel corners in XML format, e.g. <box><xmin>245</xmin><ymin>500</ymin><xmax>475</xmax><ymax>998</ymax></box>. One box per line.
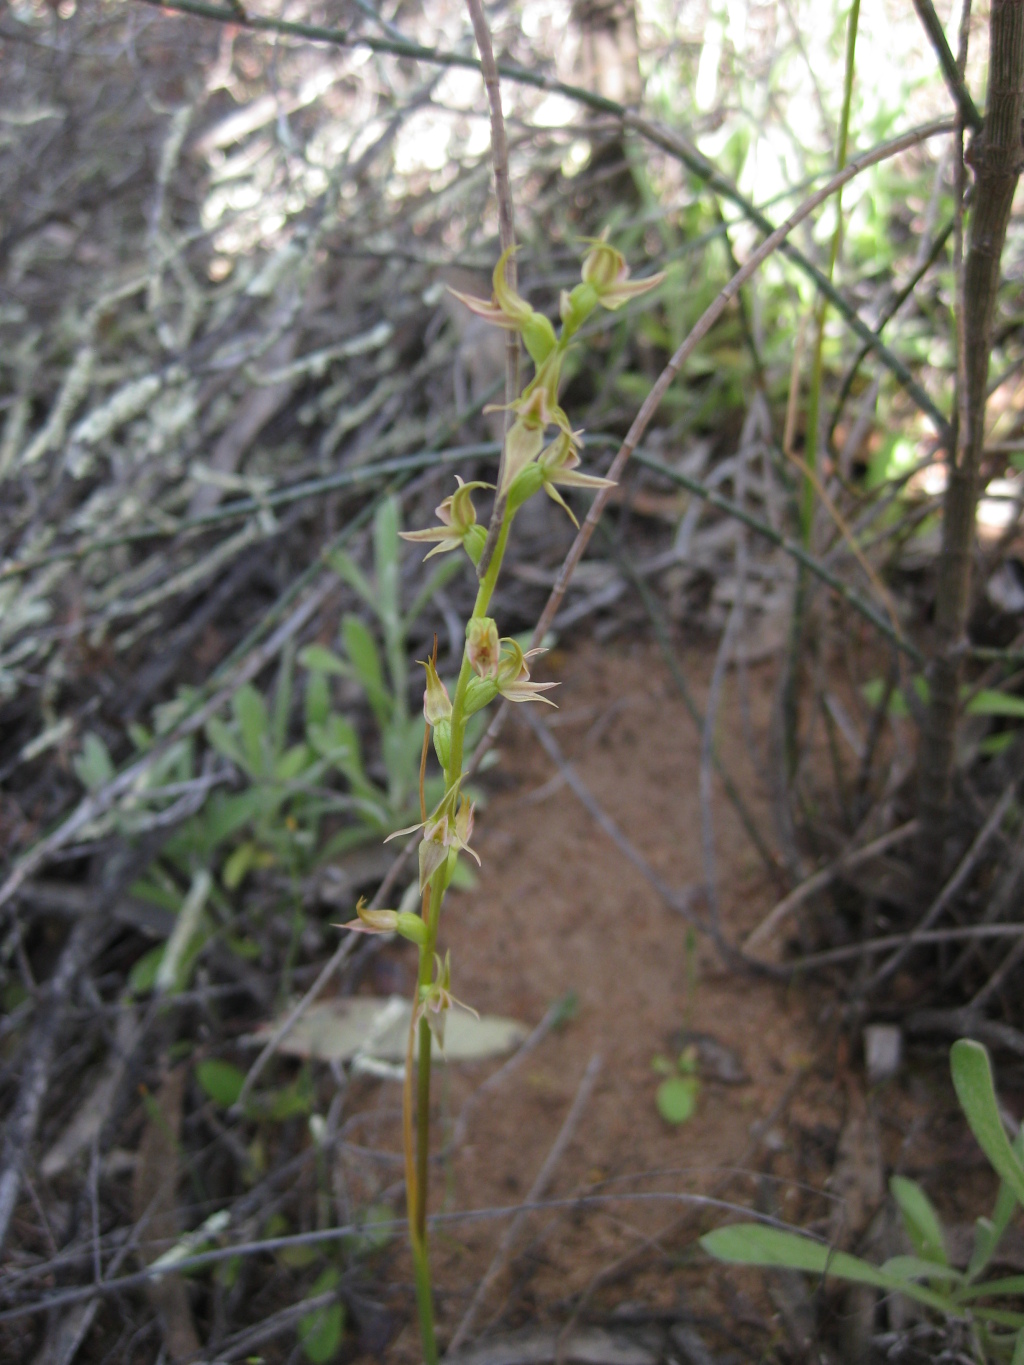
<box><xmin>463</xmin><ymin>675</ymin><xmax>499</xmax><ymax>717</ymax></box>
<box><xmin>336</xmin><ymin>897</ymin><xmax>428</xmax><ymax>946</ymax></box>
<box><xmin>432</xmin><ymin>718</ymin><xmax>451</xmax><ymax>770</ymax></box>
<box><xmin>505</xmin><ymin>461</ymin><xmax>545</xmax><ymax>514</ymax></box>
<box><xmin>385</xmin><ymin>786</ymin><xmax>481</xmax><ymax>891</ymax></box>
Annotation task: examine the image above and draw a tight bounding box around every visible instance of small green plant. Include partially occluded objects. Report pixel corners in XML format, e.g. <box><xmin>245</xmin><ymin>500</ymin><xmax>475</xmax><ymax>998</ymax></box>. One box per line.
<box><xmin>339</xmin><ymin>239</ymin><xmax>663</xmax><ymax>1363</ymax></box>
<box><xmin>702</xmin><ymin>1040</ymin><xmax>1024</xmax><ymax>1362</ymax></box>
<box><xmin>74</xmin><ymin>496</ymin><xmax>465</xmax><ymax>1000</ymax></box>
<box><xmin>652</xmin><ymin>1046</ymin><xmax>700</xmax><ymax>1126</ymax></box>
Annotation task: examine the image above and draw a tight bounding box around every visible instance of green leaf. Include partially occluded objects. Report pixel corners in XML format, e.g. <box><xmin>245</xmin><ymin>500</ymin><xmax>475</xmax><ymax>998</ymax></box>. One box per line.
<box><xmin>699</xmin><ymin>1224</ymin><xmax>955</xmax><ymax>1309</ymax></box>
<box><xmin>373</xmin><ymin>498</ymin><xmax>401</xmax><ymax>632</ymax></box>
<box><xmin>271</xmin><ymin>644</ymin><xmax>295</xmax><ymax>756</ymax></box>
<box><xmin>74</xmin><ymin>733</ymin><xmax>115</xmax><ymax>790</ymax></box>
<box><xmin>951</xmin><ymin>1041</ymin><xmax>1024</xmax><ymax>1206</ymax></box>
<box><xmin>234</xmin><ymin>685</ymin><xmax>270</xmax><ymax>775</ymax></box>
<box><xmin>656</xmin><ymin>1076</ymin><xmax>699</xmax><ymax>1125</ymax></box>
<box><xmin>879</xmin><ymin>1256</ymin><xmax>960</xmax><ymax>1283</ymax></box>
<box><xmin>128</xmin><ymin>945</ymin><xmax>165</xmax><ymax>996</ymax></box>
<box><xmin>967</xmin><ymin>1128</ymin><xmax>1024</xmax><ymax>1281</ymax></box>
<box><xmin>305</xmin><ymin>670</ymin><xmax>331</xmax><ymax>731</ymax></box>
<box><xmin>275</xmin><ymin>743</ymin><xmax>312</xmax><ymax>782</ymax></box>
<box><xmin>299</xmin><ymin>1270</ymin><xmax>344</xmax><ymax>1364</ymax></box>
<box><xmin>205</xmin><ymin>716</ymin><xmax>245</xmax><ymax>769</ymax></box>
<box><xmin>299</xmin><ymin>645</ymin><xmax>348</xmax><ymax>676</ymax></box>
<box><xmin>341</xmin><ymin>615</ymin><xmax>389</xmax><ymax>726</ymax></box>
<box><xmin>1013</xmin><ymin>1327</ymin><xmax>1024</xmax><ymax>1365</ymax></box>
<box><xmin>890</xmin><ymin>1176</ymin><xmax>948</xmax><ymax>1266</ymax></box>
<box><xmin>196</xmin><ymin>1058</ymin><xmax>245</xmax><ymax>1108</ymax></box>
<box><xmin>957</xmin><ymin>1274</ymin><xmax>1024</xmax><ymax>1301</ymax></box>
<box><xmin>327</xmin><ymin>549</ymin><xmax>375</xmax><ymax>608</ymax></box>
<box><xmin>202</xmin><ymin>789</ymin><xmax>267</xmax><ymax>847</ymax></box>
<box><xmin>966</xmin><ymin>689</ymin><xmax>1024</xmax><ymax>720</ymax></box>
<box><xmin>223</xmin><ymin>841</ymin><xmax>257</xmax><ymax>890</ymax></box>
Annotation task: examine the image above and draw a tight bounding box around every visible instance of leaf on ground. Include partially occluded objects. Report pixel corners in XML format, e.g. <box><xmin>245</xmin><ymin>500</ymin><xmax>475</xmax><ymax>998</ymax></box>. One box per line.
<box><xmin>246</xmin><ymin>996</ymin><xmax>528</xmax><ymax>1063</ymax></box>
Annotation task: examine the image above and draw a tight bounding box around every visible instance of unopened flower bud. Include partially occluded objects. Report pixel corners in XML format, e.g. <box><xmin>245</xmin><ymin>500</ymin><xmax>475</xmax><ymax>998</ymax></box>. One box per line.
<box><xmin>466</xmin><ymin>617</ymin><xmax>500</xmax><ymax>679</ymax></box>
<box><xmin>422</xmin><ymin>656</ymin><xmax>452</xmax><ymax>726</ymax></box>
<box><xmin>356</xmin><ymin>906</ymin><xmax>398</xmax><ymax>932</ymax></box>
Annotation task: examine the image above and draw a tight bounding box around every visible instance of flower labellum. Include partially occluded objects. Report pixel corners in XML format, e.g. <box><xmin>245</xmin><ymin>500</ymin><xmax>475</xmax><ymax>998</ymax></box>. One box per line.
<box><xmin>466</xmin><ymin>617</ymin><xmax>500</xmax><ymax>679</ymax></box>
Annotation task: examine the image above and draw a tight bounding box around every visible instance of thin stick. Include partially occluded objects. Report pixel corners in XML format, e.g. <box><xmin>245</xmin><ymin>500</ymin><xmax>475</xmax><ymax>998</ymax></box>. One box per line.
<box><xmin>743</xmin><ymin>819</ymin><xmax>920</xmax><ymax>953</ymax></box>
<box><xmin>0</xmin><ymin>1189</ymin><xmax>803</xmax><ymax>1326</ymax></box>
<box><xmin>446</xmin><ymin>1054</ymin><xmax>603</xmax><ymax>1356</ymax></box>
<box><xmin>0</xmin><ymin>912</ymin><xmax>102</xmax><ymax>1250</ymax></box>
<box><xmin>792</xmin><ymin>922</ymin><xmax>1024</xmax><ymax>973</ymax></box>
<box><xmin>911</xmin><ymin>0</ymin><xmax>982</xmax><ymax>129</ymax></box>
<box><xmin>869</xmin><ymin>779</ymin><xmax>1018</xmax><ymax>991</ymax></box>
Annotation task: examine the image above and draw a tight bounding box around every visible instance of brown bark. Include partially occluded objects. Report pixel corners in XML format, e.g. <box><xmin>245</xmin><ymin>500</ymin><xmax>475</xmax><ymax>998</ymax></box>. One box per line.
<box><xmin>917</xmin><ymin>0</ymin><xmax>1024</xmax><ymax>891</ymax></box>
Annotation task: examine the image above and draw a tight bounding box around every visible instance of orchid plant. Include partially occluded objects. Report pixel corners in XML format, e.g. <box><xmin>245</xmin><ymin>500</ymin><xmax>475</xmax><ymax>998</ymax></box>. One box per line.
<box><xmin>340</xmin><ymin>237</ymin><xmax>663</xmax><ymax>1362</ymax></box>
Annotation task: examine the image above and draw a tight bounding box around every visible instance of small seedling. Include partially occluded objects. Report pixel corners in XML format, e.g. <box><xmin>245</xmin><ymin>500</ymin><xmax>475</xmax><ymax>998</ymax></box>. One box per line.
<box><xmin>653</xmin><ymin>1046</ymin><xmax>700</xmax><ymax>1125</ymax></box>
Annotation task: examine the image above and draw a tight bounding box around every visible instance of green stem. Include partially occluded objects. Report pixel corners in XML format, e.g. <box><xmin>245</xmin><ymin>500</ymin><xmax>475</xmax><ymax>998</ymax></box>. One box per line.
<box><xmin>412</xmin><ymin>1238</ymin><xmax>439</xmax><ymax>1365</ymax></box>
<box><xmin>447</xmin><ymin>514</ymin><xmax>513</xmax><ymax>785</ymax></box>
<box><xmin>799</xmin><ymin>0</ymin><xmax>860</xmax><ymax>544</ymax></box>
<box><xmin>789</xmin><ymin>0</ymin><xmax>860</xmax><ymax>773</ymax></box>
<box><xmin>415</xmin><ymin>1015</ymin><xmax>432</xmax><ymax>1245</ymax></box>
<box><xmin>408</xmin><ymin>871</ymin><xmax>445</xmax><ymax>1364</ymax></box>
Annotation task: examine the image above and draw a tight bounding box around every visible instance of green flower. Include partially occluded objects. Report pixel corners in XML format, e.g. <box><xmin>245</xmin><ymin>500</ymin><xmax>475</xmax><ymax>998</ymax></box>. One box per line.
<box><xmin>400</xmin><ymin>477</ymin><xmax>490</xmax><ymax>562</ymax></box>
<box><xmin>581</xmin><ymin>233</ymin><xmax>665</xmax><ymax>310</ymax></box>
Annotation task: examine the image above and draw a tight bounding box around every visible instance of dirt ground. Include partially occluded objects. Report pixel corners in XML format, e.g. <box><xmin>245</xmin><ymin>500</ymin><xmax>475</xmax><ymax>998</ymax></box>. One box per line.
<box><xmin>338</xmin><ymin>639</ymin><xmax>845</xmax><ymax>1359</ymax></box>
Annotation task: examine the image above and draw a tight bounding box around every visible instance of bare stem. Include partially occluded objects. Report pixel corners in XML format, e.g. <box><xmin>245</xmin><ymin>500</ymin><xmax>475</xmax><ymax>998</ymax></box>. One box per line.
<box><xmin>464</xmin><ymin>0</ymin><xmax>520</xmax><ymax>581</ymax></box>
